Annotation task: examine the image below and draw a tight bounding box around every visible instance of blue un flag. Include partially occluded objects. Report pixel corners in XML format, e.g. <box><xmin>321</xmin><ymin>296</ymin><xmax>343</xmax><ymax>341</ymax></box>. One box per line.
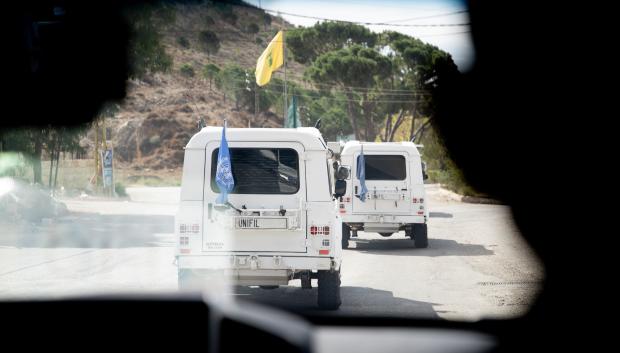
<box><xmin>356</xmin><ymin>145</ymin><xmax>368</xmax><ymax>202</ymax></box>
<box><xmin>216</xmin><ymin>121</ymin><xmax>235</xmax><ymax>204</ymax></box>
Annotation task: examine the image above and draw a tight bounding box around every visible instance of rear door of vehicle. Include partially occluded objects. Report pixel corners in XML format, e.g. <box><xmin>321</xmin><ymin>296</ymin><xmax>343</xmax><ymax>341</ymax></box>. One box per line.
<box><xmin>351</xmin><ymin>152</ymin><xmax>411</xmax><ymax>214</ymax></box>
<box><xmin>202</xmin><ymin>141</ymin><xmax>307</xmax><ymax>253</ymax></box>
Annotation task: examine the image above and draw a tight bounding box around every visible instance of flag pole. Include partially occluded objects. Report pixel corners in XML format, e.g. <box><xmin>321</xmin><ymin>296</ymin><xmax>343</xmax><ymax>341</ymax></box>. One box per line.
<box><xmin>283</xmin><ymin>29</ymin><xmax>288</xmax><ymax>122</ymax></box>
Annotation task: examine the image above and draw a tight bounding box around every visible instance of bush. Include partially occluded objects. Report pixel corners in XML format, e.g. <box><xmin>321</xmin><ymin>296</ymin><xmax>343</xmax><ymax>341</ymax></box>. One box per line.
<box><xmin>263</xmin><ymin>13</ymin><xmax>272</xmax><ymax>28</ymax></box>
<box><xmin>245</xmin><ymin>23</ymin><xmax>260</xmax><ymax>35</ymax></box>
<box><xmin>222</xmin><ymin>12</ymin><xmax>238</xmax><ymax>25</ymax></box>
<box><xmin>179</xmin><ymin>63</ymin><xmax>195</xmax><ymax>77</ymax></box>
<box><xmin>148</xmin><ymin>134</ymin><xmax>161</xmax><ymax>144</ymax></box>
<box><xmin>115</xmin><ymin>182</ymin><xmax>128</xmax><ymax>197</ymax></box>
<box><xmin>198</xmin><ymin>30</ymin><xmax>220</xmax><ymax>56</ymax></box>
<box><xmin>255</xmin><ymin>37</ymin><xmax>263</xmax><ymax>45</ymax></box>
<box><xmin>205</xmin><ymin>15</ymin><xmax>215</xmax><ymax>26</ymax></box>
<box><xmin>176</xmin><ymin>36</ymin><xmax>190</xmax><ymax>48</ymax></box>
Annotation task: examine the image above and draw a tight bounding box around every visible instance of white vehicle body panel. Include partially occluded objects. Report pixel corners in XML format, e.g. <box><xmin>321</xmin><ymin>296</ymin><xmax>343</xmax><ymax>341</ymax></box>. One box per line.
<box><xmin>176</xmin><ymin>127</ymin><xmax>341</xmax><ymax>286</ymax></box>
<box><xmin>337</xmin><ymin>141</ymin><xmax>428</xmax><ymax>232</ymax></box>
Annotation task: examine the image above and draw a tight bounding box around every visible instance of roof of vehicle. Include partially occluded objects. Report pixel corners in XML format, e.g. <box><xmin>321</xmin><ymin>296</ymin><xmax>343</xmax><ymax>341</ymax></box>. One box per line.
<box><xmin>340</xmin><ymin>141</ymin><xmax>421</xmax><ymax>156</ymax></box>
<box><xmin>185</xmin><ymin>126</ymin><xmax>327</xmax><ymax>150</ymax></box>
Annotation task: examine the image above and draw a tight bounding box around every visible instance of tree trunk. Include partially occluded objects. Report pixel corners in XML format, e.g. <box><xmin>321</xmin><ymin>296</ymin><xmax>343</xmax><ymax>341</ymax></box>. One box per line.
<box><xmin>361</xmin><ymin>94</ymin><xmax>375</xmax><ymax>141</ymax></box>
<box><xmin>344</xmin><ymin>89</ymin><xmax>360</xmax><ymax>140</ymax></box>
<box><xmin>388</xmin><ymin>109</ymin><xmax>406</xmax><ymax>142</ymax></box>
<box><xmin>409</xmin><ymin>104</ymin><xmax>418</xmax><ymax>141</ymax></box>
<box><xmin>412</xmin><ymin>117</ymin><xmax>433</xmax><ymax>143</ymax></box>
<box><xmin>33</xmin><ymin>138</ymin><xmax>43</xmax><ymax>185</ymax></box>
<box><xmin>48</xmin><ymin>137</ymin><xmax>55</xmax><ymax>188</ymax></box>
<box><xmin>383</xmin><ymin>113</ymin><xmax>392</xmax><ymax>142</ymax></box>
<box><xmin>53</xmin><ymin>137</ymin><xmax>62</xmax><ymax>191</ymax></box>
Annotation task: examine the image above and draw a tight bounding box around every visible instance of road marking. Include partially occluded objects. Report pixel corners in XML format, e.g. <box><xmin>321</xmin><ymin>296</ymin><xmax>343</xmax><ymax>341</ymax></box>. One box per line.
<box><xmin>0</xmin><ymin>249</ymin><xmax>98</xmax><ymax>277</ymax></box>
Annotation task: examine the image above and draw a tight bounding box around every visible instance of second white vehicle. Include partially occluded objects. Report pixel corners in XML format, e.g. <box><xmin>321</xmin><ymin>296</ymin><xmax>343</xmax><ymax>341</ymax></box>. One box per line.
<box><xmin>330</xmin><ymin>141</ymin><xmax>429</xmax><ymax>249</ymax></box>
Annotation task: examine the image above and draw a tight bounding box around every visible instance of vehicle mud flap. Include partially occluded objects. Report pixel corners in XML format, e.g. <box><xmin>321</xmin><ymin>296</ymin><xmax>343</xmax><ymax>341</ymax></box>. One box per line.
<box><xmin>317</xmin><ymin>269</ymin><xmax>341</xmax><ymax>310</ymax></box>
<box><xmin>413</xmin><ymin>223</ymin><xmax>428</xmax><ymax>248</ymax></box>
<box><xmin>342</xmin><ymin>223</ymin><xmax>351</xmax><ymax>249</ymax></box>
<box><xmin>301</xmin><ymin>271</ymin><xmax>312</xmax><ymax>289</ymax></box>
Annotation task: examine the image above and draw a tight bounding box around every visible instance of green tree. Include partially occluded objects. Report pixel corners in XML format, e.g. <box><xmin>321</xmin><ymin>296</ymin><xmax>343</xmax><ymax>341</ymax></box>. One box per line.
<box><xmin>176</xmin><ymin>36</ymin><xmax>190</xmax><ymax>48</ymax></box>
<box><xmin>219</xmin><ymin>64</ymin><xmax>247</xmax><ymax>110</ymax></box>
<box><xmin>179</xmin><ymin>63</ymin><xmax>195</xmax><ymax>77</ymax></box>
<box><xmin>198</xmin><ymin>30</ymin><xmax>221</xmax><ymax>57</ymax></box>
<box><xmin>245</xmin><ymin>23</ymin><xmax>260</xmax><ymax>38</ymax></box>
<box><xmin>125</xmin><ymin>4</ymin><xmax>174</xmax><ymax>79</ymax></box>
<box><xmin>383</xmin><ymin>32</ymin><xmax>459</xmax><ymax>141</ymax></box>
<box><xmin>203</xmin><ymin>63</ymin><xmax>221</xmax><ymax>90</ymax></box>
<box><xmin>286</xmin><ymin>22</ymin><xmax>377</xmax><ymax>64</ymax></box>
<box><xmin>307</xmin><ymin>44</ymin><xmax>392</xmax><ymax>140</ymax></box>
<box><xmin>263</xmin><ymin>13</ymin><xmax>272</xmax><ymax>30</ymax></box>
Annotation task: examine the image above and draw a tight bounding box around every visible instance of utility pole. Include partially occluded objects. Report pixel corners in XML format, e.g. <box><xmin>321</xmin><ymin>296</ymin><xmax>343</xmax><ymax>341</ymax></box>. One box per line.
<box><xmin>282</xmin><ymin>20</ymin><xmax>287</xmax><ymax>122</ymax></box>
<box><xmin>255</xmin><ymin>86</ymin><xmax>259</xmax><ymax>123</ymax></box>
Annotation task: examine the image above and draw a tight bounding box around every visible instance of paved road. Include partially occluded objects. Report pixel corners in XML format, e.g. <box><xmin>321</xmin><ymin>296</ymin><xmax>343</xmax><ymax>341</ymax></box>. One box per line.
<box><xmin>0</xmin><ymin>185</ymin><xmax>543</xmax><ymax>321</ymax></box>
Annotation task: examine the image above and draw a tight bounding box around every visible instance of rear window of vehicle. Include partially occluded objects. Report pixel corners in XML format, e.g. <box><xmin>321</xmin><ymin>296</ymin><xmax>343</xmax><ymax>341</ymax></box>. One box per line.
<box><xmin>361</xmin><ymin>155</ymin><xmax>407</xmax><ymax>180</ymax></box>
<box><xmin>211</xmin><ymin>148</ymin><xmax>299</xmax><ymax>194</ymax></box>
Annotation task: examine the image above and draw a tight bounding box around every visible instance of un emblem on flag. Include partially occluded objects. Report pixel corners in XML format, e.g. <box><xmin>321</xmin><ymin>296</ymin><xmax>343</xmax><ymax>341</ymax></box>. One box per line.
<box><xmin>217</xmin><ymin>156</ymin><xmax>234</xmax><ymax>189</ymax></box>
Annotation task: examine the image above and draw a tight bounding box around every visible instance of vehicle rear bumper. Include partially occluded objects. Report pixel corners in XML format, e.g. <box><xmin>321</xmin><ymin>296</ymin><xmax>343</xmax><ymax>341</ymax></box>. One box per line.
<box><xmin>342</xmin><ymin>214</ymin><xmax>427</xmax><ymax>229</ymax></box>
<box><xmin>178</xmin><ymin>254</ymin><xmax>335</xmax><ymax>271</ymax></box>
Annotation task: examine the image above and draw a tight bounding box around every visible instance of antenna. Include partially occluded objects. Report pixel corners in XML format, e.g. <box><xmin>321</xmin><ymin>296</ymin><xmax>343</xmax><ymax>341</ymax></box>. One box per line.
<box><xmin>314</xmin><ymin>118</ymin><xmax>322</xmax><ymax>130</ymax></box>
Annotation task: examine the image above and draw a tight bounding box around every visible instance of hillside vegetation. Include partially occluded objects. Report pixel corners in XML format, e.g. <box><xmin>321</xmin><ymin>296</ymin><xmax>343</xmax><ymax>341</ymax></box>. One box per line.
<box><xmin>1</xmin><ymin>1</ymin><xmax>481</xmax><ymax>196</ymax></box>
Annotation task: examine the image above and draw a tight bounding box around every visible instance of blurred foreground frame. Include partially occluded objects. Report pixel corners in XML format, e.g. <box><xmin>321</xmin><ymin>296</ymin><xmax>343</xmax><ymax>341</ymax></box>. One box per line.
<box><xmin>4</xmin><ymin>0</ymin><xmax>131</xmax><ymax>129</ymax></box>
<box><xmin>1</xmin><ymin>0</ymin><xmax>574</xmax><ymax>350</ymax></box>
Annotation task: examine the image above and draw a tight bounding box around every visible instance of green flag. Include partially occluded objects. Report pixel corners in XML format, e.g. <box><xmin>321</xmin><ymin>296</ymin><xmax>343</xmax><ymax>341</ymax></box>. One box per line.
<box><xmin>284</xmin><ymin>96</ymin><xmax>302</xmax><ymax>128</ymax></box>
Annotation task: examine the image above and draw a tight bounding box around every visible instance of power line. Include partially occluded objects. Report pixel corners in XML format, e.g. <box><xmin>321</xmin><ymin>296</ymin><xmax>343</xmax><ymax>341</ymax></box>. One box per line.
<box><xmin>385</xmin><ymin>10</ymin><xmax>469</xmax><ymax>23</ymax></box>
<box><xmin>416</xmin><ymin>30</ymin><xmax>471</xmax><ymax>38</ymax></box>
<box><xmin>217</xmin><ymin>75</ymin><xmax>433</xmax><ymax>96</ymax></box>
<box><xmin>226</xmin><ymin>84</ymin><xmax>429</xmax><ymax>104</ymax></box>
<box><xmin>262</xmin><ymin>8</ymin><xmax>470</xmax><ymax>27</ymax></box>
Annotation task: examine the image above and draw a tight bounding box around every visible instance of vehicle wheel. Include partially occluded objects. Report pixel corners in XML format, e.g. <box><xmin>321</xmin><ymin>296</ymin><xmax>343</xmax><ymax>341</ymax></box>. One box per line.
<box><xmin>413</xmin><ymin>223</ymin><xmax>428</xmax><ymax>248</ymax></box>
<box><xmin>317</xmin><ymin>270</ymin><xmax>341</xmax><ymax>310</ymax></box>
<box><xmin>341</xmin><ymin>223</ymin><xmax>351</xmax><ymax>249</ymax></box>
<box><xmin>259</xmin><ymin>285</ymin><xmax>278</xmax><ymax>289</ymax></box>
<box><xmin>379</xmin><ymin>232</ymin><xmax>393</xmax><ymax>237</ymax></box>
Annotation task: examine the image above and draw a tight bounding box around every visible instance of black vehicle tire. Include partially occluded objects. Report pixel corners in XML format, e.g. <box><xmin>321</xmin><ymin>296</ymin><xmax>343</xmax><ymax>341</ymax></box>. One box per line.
<box><xmin>259</xmin><ymin>285</ymin><xmax>278</xmax><ymax>289</ymax></box>
<box><xmin>317</xmin><ymin>270</ymin><xmax>341</xmax><ymax>310</ymax></box>
<box><xmin>413</xmin><ymin>223</ymin><xmax>428</xmax><ymax>248</ymax></box>
<box><xmin>379</xmin><ymin>232</ymin><xmax>393</xmax><ymax>237</ymax></box>
<box><xmin>341</xmin><ymin>223</ymin><xmax>351</xmax><ymax>249</ymax></box>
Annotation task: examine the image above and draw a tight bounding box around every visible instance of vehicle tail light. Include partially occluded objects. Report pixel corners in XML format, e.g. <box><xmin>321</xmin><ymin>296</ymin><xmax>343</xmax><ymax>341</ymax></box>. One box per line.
<box><xmin>180</xmin><ymin>223</ymin><xmax>200</xmax><ymax>234</ymax></box>
<box><xmin>319</xmin><ymin>249</ymin><xmax>329</xmax><ymax>255</ymax></box>
<box><xmin>310</xmin><ymin>226</ymin><xmax>330</xmax><ymax>235</ymax></box>
<box><xmin>417</xmin><ymin>211</ymin><xmax>424</xmax><ymax>215</ymax></box>
<box><xmin>412</xmin><ymin>197</ymin><xmax>418</xmax><ymax>203</ymax></box>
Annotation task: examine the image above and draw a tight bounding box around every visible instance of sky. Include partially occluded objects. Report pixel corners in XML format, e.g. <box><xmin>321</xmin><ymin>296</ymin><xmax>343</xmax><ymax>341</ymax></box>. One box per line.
<box><xmin>244</xmin><ymin>0</ymin><xmax>475</xmax><ymax>72</ymax></box>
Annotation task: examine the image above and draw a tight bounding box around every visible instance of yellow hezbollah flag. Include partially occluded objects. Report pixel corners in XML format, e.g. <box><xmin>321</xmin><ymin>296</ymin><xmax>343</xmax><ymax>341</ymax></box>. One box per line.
<box><xmin>255</xmin><ymin>30</ymin><xmax>284</xmax><ymax>86</ymax></box>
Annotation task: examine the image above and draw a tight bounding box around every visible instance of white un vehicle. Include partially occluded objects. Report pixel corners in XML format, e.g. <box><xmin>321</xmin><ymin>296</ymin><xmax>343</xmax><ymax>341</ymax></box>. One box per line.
<box><xmin>329</xmin><ymin>141</ymin><xmax>429</xmax><ymax>249</ymax></box>
<box><xmin>176</xmin><ymin>126</ymin><xmax>346</xmax><ymax>309</ymax></box>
